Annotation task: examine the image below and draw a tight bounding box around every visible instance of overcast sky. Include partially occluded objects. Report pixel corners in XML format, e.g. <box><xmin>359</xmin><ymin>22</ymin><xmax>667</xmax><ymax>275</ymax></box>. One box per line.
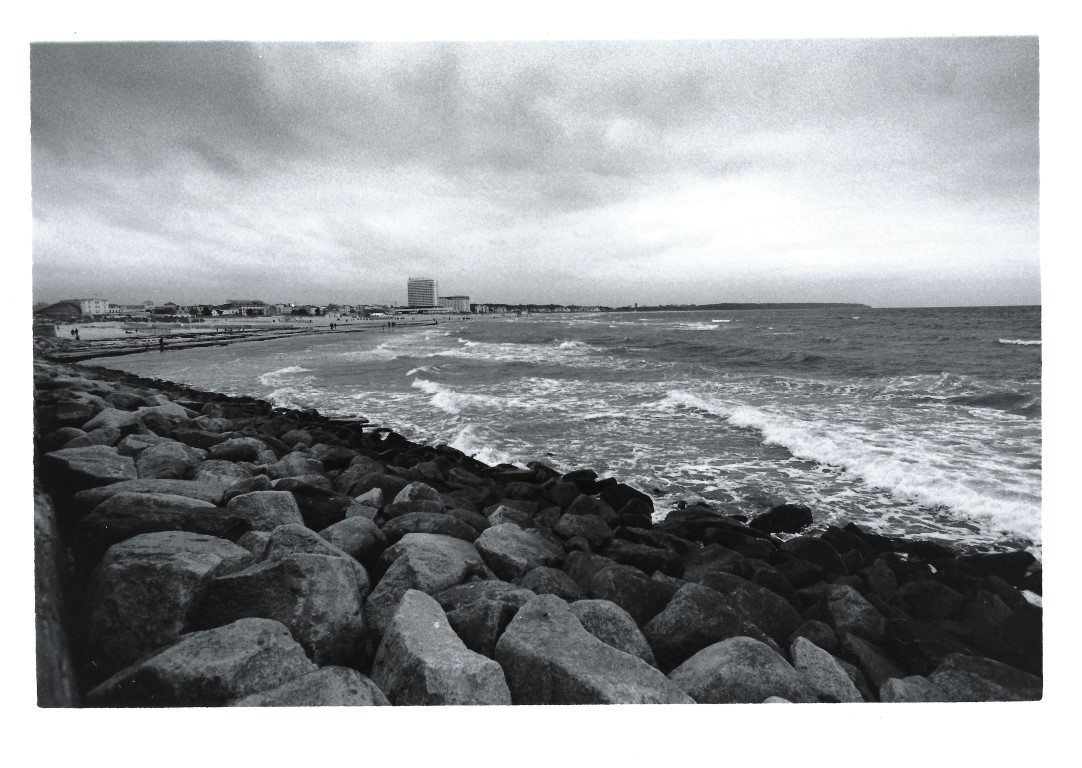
<box><xmin>30</xmin><ymin>38</ymin><xmax>1039</xmax><ymax>308</ymax></box>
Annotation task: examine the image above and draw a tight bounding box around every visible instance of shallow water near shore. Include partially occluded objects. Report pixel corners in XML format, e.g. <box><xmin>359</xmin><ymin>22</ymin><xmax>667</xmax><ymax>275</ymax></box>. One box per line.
<box><xmin>87</xmin><ymin>306</ymin><xmax>1042</xmax><ymax>558</ymax></box>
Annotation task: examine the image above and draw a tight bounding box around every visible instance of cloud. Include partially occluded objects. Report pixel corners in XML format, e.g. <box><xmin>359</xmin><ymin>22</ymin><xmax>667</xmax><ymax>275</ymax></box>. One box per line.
<box><xmin>31</xmin><ymin>38</ymin><xmax>1039</xmax><ymax>307</ymax></box>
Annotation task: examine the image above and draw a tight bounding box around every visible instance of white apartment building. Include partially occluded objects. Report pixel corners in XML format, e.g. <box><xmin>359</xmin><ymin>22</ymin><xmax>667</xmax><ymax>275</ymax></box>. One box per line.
<box><xmin>439</xmin><ymin>295</ymin><xmax>470</xmax><ymax>312</ymax></box>
<box><xmin>407</xmin><ymin>277</ymin><xmax>439</xmax><ymax>307</ymax></box>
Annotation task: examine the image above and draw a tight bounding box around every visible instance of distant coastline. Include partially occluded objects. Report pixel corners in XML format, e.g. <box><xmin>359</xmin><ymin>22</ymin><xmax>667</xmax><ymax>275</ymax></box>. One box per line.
<box><xmin>612</xmin><ymin>303</ymin><xmax>873</xmax><ymax>313</ymax></box>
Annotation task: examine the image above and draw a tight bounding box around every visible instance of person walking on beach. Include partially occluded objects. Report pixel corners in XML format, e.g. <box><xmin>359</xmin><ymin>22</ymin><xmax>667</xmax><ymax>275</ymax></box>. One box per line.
<box><xmin>159</xmin><ymin>336</ymin><xmax>165</xmax><ymax>352</ymax></box>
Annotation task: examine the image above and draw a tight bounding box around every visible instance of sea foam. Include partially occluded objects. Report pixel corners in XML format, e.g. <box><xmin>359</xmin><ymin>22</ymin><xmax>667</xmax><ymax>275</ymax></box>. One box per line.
<box><xmin>660</xmin><ymin>389</ymin><xmax>1042</xmax><ymax>546</ymax></box>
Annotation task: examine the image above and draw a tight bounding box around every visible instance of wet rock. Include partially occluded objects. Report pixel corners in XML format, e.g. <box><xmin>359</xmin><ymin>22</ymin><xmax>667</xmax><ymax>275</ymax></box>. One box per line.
<box><xmin>393</xmin><ymin>481</ymin><xmax>444</xmax><ymax>509</ymax></box>
<box><xmin>266</xmin><ymin>452</ymin><xmax>325</xmax><ymax>479</ymax></box>
<box><xmin>749</xmin><ymin>503</ymin><xmax>813</xmax><ymax>535</ymax></box>
<box><xmin>494</xmin><ymin>594</ymin><xmax>692</xmax><ymax>704</ymax></box>
<box><xmin>232</xmin><ymin>666</ymin><xmax>389</xmax><ymax>706</ymax></box>
<box><xmin>682</xmin><ymin>544</ymin><xmax>744</xmax><ymax>582</ymax></box>
<box><xmin>371</xmin><ymin>590</ymin><xmax>511</xmax><ymax>705</ymax></box>
<box><xmin>668</xmin><ymin>636</ymin><xmax>817</xmax><ymax>704</ymax></box>
<box><xmin>86</xmin><ymin>618</ymin><xmax>317</xmax><ymax>706</ymax></box>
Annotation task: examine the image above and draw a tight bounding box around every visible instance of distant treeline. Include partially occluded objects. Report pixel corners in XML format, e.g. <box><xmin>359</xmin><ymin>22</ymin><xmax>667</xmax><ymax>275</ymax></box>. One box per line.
<box><xmin>612</xmin><ymin>303</ymin><xmax>872</xmax><ymax>312</ymax></box>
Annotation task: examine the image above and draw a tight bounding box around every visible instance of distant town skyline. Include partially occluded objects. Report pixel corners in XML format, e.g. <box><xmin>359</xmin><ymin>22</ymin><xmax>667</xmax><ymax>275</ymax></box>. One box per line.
<box><xmin>31</xmin><ymin>39</ymin><xmax>1039</xmax><ymax>308</ymax></box>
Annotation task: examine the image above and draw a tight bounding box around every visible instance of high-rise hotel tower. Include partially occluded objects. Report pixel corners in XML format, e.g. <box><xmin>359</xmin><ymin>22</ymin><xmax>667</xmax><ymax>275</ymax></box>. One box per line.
<box><xmin>407</xmin><ymin>277</ymin><xmax>439</xmax><ymax>307</ymax></box>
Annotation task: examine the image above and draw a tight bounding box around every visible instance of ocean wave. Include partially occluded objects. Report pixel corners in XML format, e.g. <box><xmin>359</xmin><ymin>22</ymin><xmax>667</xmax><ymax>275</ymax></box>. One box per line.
<box><xmin>449</xmin><ymin>425</ymin><xmax>521</xmax><ymax>468</ymax></box>
<box><xmin>998</xmin><ymin>339</ymin><xmax>1041</xmax><ymax>346</ymax></box>
<box><xmin>257</xmin><ymin>365</ymin><xmax>311</xmax><ymax>386</ymax></box>
<box><xmin>659</xmin><ymin>389</ymin><xmax>1041</xmax><ymax>546</ymax></box>
<box><xmin>411</xmin><ymin>377</ymin><xmax>514</xmax><ymax>416</ymax></box>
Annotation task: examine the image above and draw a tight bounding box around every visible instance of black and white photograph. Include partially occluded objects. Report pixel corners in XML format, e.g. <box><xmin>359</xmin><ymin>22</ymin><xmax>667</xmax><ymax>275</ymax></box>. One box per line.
<box><xmin>20</xmin><ymin>5</ymin><xmax>1064</xmax><ymax>758</ymax></box>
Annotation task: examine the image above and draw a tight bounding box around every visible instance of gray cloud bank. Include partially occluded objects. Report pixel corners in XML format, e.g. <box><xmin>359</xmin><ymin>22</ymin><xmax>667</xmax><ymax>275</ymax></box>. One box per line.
<box><xmin>32</xmin><ymin>38</ymin><xmax>1039</xmax><ymax>307</ymax></box>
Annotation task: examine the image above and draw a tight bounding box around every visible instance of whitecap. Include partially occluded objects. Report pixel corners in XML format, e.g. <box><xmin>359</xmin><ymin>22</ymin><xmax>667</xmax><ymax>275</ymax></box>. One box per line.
<box><xmin>257</xmin><ymin>365</ymin><xmax>311</xmax><ymax>386</ymax></box>
<box><xmin>998</xmin><ymin>338</ymin><xmax>1041</xmax><ymax>346</ymax></box>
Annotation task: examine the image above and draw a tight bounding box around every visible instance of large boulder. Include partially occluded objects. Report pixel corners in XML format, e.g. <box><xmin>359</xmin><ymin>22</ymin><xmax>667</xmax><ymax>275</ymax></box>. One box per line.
<box><xmin>749</xmin><ymin>503</ymin><xmax>813</xmax><ymax>535</ymax></box>
<box><xmin>135</xmin><ymin>441</ymin><xmax>205</xmax><ymax>480</ymax></box>
<box><xmin>380</xmin><ymin>512</ymin><xmax>480</xmax><ymax>545</ymax></box>
<box><xmin>643</xmin><ymin>582</ymin><xmax>766</xmax><ymax>672</ymax></box>
<box><xmin>515</xmin><ymin>566</ymin><xmax>584</xmax><ymax>601</ymax></box>
<box><xmin>839</xmin><ymin>632</ymin><xmax>907</xmax><ymax>693</ymax></box>
<box><xmin>790</xmin><ymin>636</ymin><xmax>864</xmax><ymax>703</ymax></box>
<box><xmin>668</xmin><ymin>636</ymin><xmax>818</xmax><ymax>704</ymax></box>
<box><xmin>587</xmin><ymin>563</ymin><xmax>678</xmax><ymax>627</ymax></box>
<box><xmin>225</xmin><ymin>491</ymin><xmax>304</xmax><ymax>532</ymax></box>
<box><xmin>779</xmin><ymin>536</ymin><xmax>848</xmax><ymax>577</ymax></box>
<box><xmin>207</xmin><ymin>437</ymin><xmax>269</xmax><ymax>462</ymax></box>
<box><xmin>85</xmin><ymin>618</ymin><xmax>317</xmax><ymax>706</ymax></box>
<box><xmin>446</xmin><ymin>597</ymin><xmax>520</xmax><ymax>658</ymax></box>
<box><xmin>474</xmin><ymin>523</ymin><xmax>565</xmax><ymax>581</ymax></box>
<box><xmin>928</xmin><ymin>654</ymin><xmax>1042</xmax><ymax>702</ymax></box>
<box><xmin>81</xmin><ymin>492</ymin><xmax>251</xmax><ymax>558</ymax></box>
<box><xmin>366</xmin><ymin>533</ymin><xmax>490</xmax><ymax>636</ymax></box>
<box><xmin>565</xmin><ymin>494</ymin><xmax>618</xmax><ymax>526</ymax></box>
<box><xmin>194</xmin><ymin>460</ymin><xmax>256</xmax><ymax>484</ymax></box>
<box><xmin>433</xmin><ymin>581</ymin><xmax>537</xmax><ymax>613</ymax></box>
<box><xmin>602</xmin><ymin>539</ymin><xmax>684</xmax><ymax>578</ymax></box>
<box><xmin>196</xmin><ymin>553</ymin><xmax>365</xmax><ymax>665</ymax></box>
<box><xmin>42</xmin><ymin>445</ymin><xmax>137</xmax><ymax>492</ymax></box>
<box><xmin>494</xmin><ymin>594</ymin><xmax>693</xmax><ymax>704</ymax></box>
<box><xmin>259</xmin><ymin>524</ymin><xmax>370</xmax><ymax>595</ymax></box>
<box><xmin>553</xmin><ymin>512</ymin><xmax>613</xmax><ymax>548</ymax></box>
<box><xmin>371</xmin><ymin>590</ymin><xmax>511</xmax><ymax>705</ymax></box>
<box><xmin>274</xmin><ymin>479</ymin><xmax>356</xmax><ymax>530</ymax></box>
<box><xmin>878</xmin><ymin>675</ymin><xmax>950</xmax><ymax>703</ymax></box>
<box><xmin>266</xmin><ymin>452</ymin><xmax>325</xmax><ymax>479</ymax></box>
<box><xmin>232</xmin><ymin>666</ymin><xmax>389</xmax><ymax>706</ymax></box>
<box><xmin>393</xmin><ymin>482</ymin><xmax>445</xmax><ymax>509</ymax></box>
<box><xmin>695</xmin><ymin>571</ymin><xmax>801</xmax><ymax>643</ymax></box>
<box><xmin>570</xmin><ymin>599</ymin><xmax>657</xmax><ymax>667</ymax></box>
<box><xmin>83</xmin><ymin>531</ymin><xmax>251</xmax><ymax>680</ymax></box>
<box><xmin>825</xmin><ymin>583</ymin><xmax>887</xmax><ymax>641</ymax></box>
<box><xmin>318</xmin><ymin>516</ymin><xmax>388</xmax><ymax>567</ymax></box>
<box><xmin>71</xmin><ymin>478</ymin><xmax>229</xmax><ymax>516</ymax></box>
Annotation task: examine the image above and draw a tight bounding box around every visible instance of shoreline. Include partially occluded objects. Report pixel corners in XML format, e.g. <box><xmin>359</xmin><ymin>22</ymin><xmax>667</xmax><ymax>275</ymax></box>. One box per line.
<box><xmin>33</xmin><ymin>339</ymin><xmax>1043</xmax><ymax>706</ymax></box>
<box><xmin>36</xmin><ymin>316</ymin><xmax>463</xmax><ymax>363</ymax></box>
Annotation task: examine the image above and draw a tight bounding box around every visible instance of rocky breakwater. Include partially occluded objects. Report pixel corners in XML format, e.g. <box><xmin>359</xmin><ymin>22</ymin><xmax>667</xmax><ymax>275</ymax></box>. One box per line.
<box><xmin>33</xmin><ymin>356</ymin><xmax>1043</xmax><ymax>706</ymax></box>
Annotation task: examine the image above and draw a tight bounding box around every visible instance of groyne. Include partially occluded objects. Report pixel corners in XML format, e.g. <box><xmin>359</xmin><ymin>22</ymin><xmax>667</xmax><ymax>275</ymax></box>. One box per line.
<box><xmin>33</xmin><ymin>337</ymin><xmax>1042</xmax><ymax>706</ymax></box>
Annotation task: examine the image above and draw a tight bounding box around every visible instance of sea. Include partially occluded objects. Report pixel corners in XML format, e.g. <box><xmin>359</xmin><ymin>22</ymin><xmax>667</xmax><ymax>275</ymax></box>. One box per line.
<box><xmin>87</xmin><ymin>306</ymin><xmax>1042</xmax><ymax>558</ymax></box>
